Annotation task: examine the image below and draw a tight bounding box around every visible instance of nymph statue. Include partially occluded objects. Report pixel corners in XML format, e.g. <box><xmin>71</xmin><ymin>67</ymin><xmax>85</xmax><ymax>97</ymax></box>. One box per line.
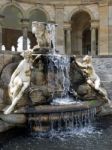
<box><xmin>74</xmin><ymin>55</ymin><xmax>110</xmax><ymax>102</ymax></box>
<box><xmin>4</xmin><ymin>49</ymin><xmax>41</xmax><ymax>114</ymax></box>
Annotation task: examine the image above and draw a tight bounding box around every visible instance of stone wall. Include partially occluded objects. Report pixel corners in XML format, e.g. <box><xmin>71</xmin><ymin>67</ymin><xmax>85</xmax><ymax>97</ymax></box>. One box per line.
<box><xmin>92</xmin><ymin>57</ymin><xmax>112</xmax><ymax>100</ymax></box>
<box><xmin>0</xmin><ymin>51</ymin><xmax>21</xmax><ymax>74</ymax></box>
<box><xmin>0</xmin><ymin>0</ymin><xmax>109</xmax><ymax>55</ymax></box>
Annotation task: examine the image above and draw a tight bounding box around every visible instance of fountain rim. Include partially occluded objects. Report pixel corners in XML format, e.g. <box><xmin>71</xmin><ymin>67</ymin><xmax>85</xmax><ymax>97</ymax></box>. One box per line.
<box><xmin>15</xmin><ymin>100</ymin><xmax>105</xmax><ymax>115</ymax></box>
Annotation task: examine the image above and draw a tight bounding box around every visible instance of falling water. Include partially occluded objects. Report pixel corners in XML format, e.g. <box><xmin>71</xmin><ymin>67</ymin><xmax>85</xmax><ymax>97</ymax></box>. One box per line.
<box><xmin>28</xmin><ymin>107</ymin><xmax>97</xmax><ymax>138</ymax></box>
<box><xmin>48</xmin><ymin>54</ymin><xmax>70</xmax><ymax>98</ymax></box>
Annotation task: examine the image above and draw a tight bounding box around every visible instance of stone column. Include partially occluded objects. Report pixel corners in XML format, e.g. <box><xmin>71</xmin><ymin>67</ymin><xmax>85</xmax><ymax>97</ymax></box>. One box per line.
<box><xmin>91</xmin><ymin>27</ymin><xmax>96</xmax><ymax>56</ymax></box>
<box><xmin>91</xmin><ymin>21</ymin><xmax>98</xmax><ymax>56</ymax></box>
<box><xmin>55</xmin><ymin>5</ymin><xmax>64</xmax><ymax>54</ymax></box>
<box><xmin>99</xmin><ymin>2</ymin><xmax>108</xmax><ymax>55</ymax></box>
<box><xmin>21</xmin><ymin>19</ymin><xmax>29</xmax><ymax>50</ymax></box>
<box><xmin>64</xmin><ymin>22</ymin><xmax>71</xmax><ymax>54</ymax></box>
<box><xmin>0</xmin><ymin>15</ymin><xmax>4</xmax><ymax>50</ymax></box>
<box><xmin>77</xmin><ymin>31</ymin><xmax>82</xmax><ymax>55</ymax></box>
<box><xmin>109</xmin><ymin>4</ymin><xmax>112</xmax><ymax>55</ymax></box>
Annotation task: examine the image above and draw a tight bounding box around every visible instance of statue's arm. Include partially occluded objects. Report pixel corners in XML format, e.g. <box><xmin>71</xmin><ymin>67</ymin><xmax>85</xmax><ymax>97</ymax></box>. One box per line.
<box><xmin>73</xmin><ymin>55</ymin><xmax>87</xmax><ymax>69</ymax></box>
<box><xmin>33</xmin><ymin>54</ymin><xmax>41</xmax><ymax>63</ymax></box>
<box><xmin>76</xmin><ymin>61</ymin><xmax>87</xmax><ymax>69</ymax></box>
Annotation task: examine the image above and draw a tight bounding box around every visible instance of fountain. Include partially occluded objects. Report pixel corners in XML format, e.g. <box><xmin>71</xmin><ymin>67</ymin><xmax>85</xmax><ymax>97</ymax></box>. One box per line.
<box><xmin>0</xmin><ymin>21</ymin><xmax>109</xmax><ymax>133</ymax></box>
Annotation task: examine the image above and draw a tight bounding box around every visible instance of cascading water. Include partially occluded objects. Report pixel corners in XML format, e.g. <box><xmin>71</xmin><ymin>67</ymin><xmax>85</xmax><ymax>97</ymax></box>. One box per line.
<box><xmin>28</xmin><ymin>21</ymin><xmax>99</xmax><ymax>133</ymax></box>
<box><xmin>47</xmin><ymin>54</ymin><xmax>78</xmax><ymax>105</ymax></box>
<box><xmin>48</xmin><ymin>53</ymin><xmax>82</xmax><ymax>105</ymax></box>
<box><xmin>46</xmin><ymin>23</ymin><xmax>78</xmax><ymax>104</ymax></box>
<box><xmin>28</xmin><ymin>107</ymin><xmax>97</xmax><ymax>137</ymax></box>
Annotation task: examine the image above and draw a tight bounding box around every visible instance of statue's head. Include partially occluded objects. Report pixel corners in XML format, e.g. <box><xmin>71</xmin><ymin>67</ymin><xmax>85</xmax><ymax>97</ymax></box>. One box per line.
<box><xmin>21</xmin><ymin>49</ymin><xmax>33</xmax><ymax>59</ymax></box>
<box><xmin>83</xmin><ymin>55</ymin><xmax>92</xmax><ymax>64</ymax></box>
<box><xmin>32</xmin><ymin>21</ymin><xmax>46</xmax><ymax>34</ymax></box>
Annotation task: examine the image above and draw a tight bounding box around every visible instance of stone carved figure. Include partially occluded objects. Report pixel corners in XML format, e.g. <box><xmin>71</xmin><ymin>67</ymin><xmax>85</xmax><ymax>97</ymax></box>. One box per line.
<box><xmin>75</xmin><ymin>55</ymin><xmax>111</xmax><ymax>103</ymax></box>
<box><xmin>32</xmin><ymin>21</ymin><xmax>51</xmax><ymax>49</ymax></box>
<box><xmin>74</xmin><ymin>55</ymin><xmax>105</xmax><ymax>95</ymax></box>
<box><xmin>4</xmin><ymin>49</ymin><xmax>41</xmax><ymax>114</ymax></box>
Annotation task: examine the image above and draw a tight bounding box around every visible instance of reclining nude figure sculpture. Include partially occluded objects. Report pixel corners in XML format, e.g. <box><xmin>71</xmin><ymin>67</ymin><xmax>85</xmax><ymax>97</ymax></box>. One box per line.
<box><xmin>4</xmin><ymin>49</ymin><xmax>41</xmax><ymax>114</ymax></box>
<box><xmin>74</xmin><ymin>55</ymin><xmax>110</xmax><ymax>102</ymax></box>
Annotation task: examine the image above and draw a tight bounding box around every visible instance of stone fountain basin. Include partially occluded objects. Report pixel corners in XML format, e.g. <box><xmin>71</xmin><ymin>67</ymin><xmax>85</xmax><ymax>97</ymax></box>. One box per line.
<box><xmin>0</xmin><ymin>52</ymin><xmax>109</xmax><ymax>132</ymax></box>
<box><xmin>15</xmin><ymin>100</ymin><xmax>104</xmax><ymax>114</ymax></box>
<box><xmin>0</xmin><ymin>100</ymin><xmax>106</xmax><ymax>132</ymax></box>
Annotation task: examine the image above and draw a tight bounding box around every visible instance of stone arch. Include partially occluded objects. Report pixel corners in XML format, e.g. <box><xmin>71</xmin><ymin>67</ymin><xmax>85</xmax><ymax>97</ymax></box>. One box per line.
<box><xmin>70</xmin><ymin>10</ymin><xmax>92</xmax><ymax>55</ymax></box>
<box><xmin>1</xmin><ymin>2</ymin><xmax>26</xmax><ymax>50</ymax></box>
<box><xmin>68</xmin><ymin>6</ymin><xmax>95</xmax><ymax>22</ymax></box>
<box><xmin>69</xmin><ymin>7</ymin><xmax>98</xmax><ymax>55</ymax></box>
<box><xmin>0</xmin><ymin>2</ymin><xmax>25</xmax><ymax>18</ymax></box>
<box><xmin>27</xmin><ymin>6</ymin><xmax>50</xmax><ymax>21</ymax></box>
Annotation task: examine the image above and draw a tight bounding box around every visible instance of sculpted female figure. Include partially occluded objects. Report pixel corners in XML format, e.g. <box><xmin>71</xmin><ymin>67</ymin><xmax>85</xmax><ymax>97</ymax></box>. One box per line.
<box><xmin>4</xmin><ymin>50</ymin><xmax>41</xmax><ymax>114</ymax></box>
<box><xmin>74</xmin><ymin>55</ymin><xmax>110</xmax><ymax>103</ymax></box>
<box><xmin>74</xmin><ymin>55</ymin><xmax>100</xmax><ymax>90</ymax></box>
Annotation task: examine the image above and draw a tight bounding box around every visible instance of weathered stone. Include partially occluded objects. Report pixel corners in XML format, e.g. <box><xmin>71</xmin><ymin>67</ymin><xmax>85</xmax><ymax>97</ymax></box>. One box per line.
<box><xmin>15</xmin><ymin>100</ymin><xmax>104</xmax><ymax>114</ymax></box>
<box><xmin>0</xmin><ymin>62</ymin><xmax>19</xmax><ymax>87</ymax></box>
<box><xmin>16</xmin><ymin>93</ymin><xmax>29</xmax><ymax>107</ymax></box>
<box><xmin>0</xmin><ymin>88</ymin><xmax>4</xmax><ymax>104</ymax></box>
<box><xmin>97</xmin><ymin>102</ymin><xmax>112</xmax><ymax>117</ymax></box>
<box><xmin>31</xmin><ymin>69</ymin><xmax>46</xmax><ymax>86</ymax></box>
<box><xmin>0</xmin><ymin>114</ymin><xmax>27</xmax><ymax>124</ymax></box>
<box><xmin>0</xmin><ymin>62</ymin><xmax>19</xmax><ymax>106</ymax></box>
<box><xmin>70</xmin><ymin>62</ymin><xmax>86</xmax><ymax>90</ymax></box>
<box><xmin>3</xmin><ymin>53</ymin><xmax>13</xmax><ymax>66</ymax></box>
<box><xmin>93</xmin><ymin>57</ymin><xmax>112</xmax><ymax>100</ymax></box>
<box><xmin>0</xmin><ymin>120</ymin><xmax>15</xmax><ymax>133</ymax></box>
<box><xmin>77</xmin><ymin>83</ymin><xmax>97</xmax><ymax>100</ymax></box>
<box><xmin>47</xmin><ymin>71</ymin><xmax>63</xmax><ymax>93</ymax></box>
<box><xmin>0</xmin><ymin>104</ymin><xmax>5</xmax><ymax>111</ymax></box>
<box><xmin>29</xmin><ymin>88</ymin><xmax>48</xmax><ymax>105</ymax></box>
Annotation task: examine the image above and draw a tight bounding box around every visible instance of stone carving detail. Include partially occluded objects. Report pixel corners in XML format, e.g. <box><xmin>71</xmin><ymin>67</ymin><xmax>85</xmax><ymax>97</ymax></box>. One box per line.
<box><xmin>4</xmin><ymin>49</ymin><xmax>41</xmax><ymax>114</ymax></box>
<box><xmin>32</xmin><ymin>21</ymin><xmax>57</xmax><ymax>51</ymax></box>
<box><xmin>74</xmin><ymin>55</ymin><xmax>109</xmax><ymax>101</ymax></box>
<box><xmin>75</xmin><ymin>55</ymin><xmax>101</xmax><ymax>90</ymax></box>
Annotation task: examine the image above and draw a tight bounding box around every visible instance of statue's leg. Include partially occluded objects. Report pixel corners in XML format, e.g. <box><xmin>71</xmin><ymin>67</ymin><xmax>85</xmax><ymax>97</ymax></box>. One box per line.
<box><xmin>94</xmin><ymin>77</ymin><xmax>100</xmax><ymax>90</ymax></box>
<box><xmin>12</xmin><ymin>78</ymin><xmax>23</xmax><ymax>100</ymax></box>
<box><xmin>94</xmin><ymin>78</ymin><xmax>110</xmax><ymax>103</ymax></box>
<box><xmin>94</xmin><ymin>77</ymin><xmax>106</xmax><ymax>95</ymax></box>
<box><xmin>87</xmin><ymin>79</ymin><xmax>94</xmax><ymax>88</ymax></box>
<box><xmin>4</xmin><ymin>82</ymin><xmax>29</xmax><ymax>114</ymax></box>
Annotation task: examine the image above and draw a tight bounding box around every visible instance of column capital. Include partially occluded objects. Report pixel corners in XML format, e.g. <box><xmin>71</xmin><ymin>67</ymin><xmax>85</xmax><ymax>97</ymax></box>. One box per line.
<box><xmin>91</xmin><ymin>24</ymin><xmax>97</xmax><ymax>56</ymax></box>
<box><xmin>48</xmin><ymin>20</ymin><xmax>56</xmax><ymax>24</ymax></box>
<box><xmin>64</xmin><ymin>22</ymin><xmax>71</xmax><ymax>30</ymax></box>
<box><xmin>99</xmin><ymin>0</ymin><xmax>108</xmax><ymax>5</ymax></box>
<box><xmin>91</xmin><ymin>20</ymin><xmax>99</xmax><ymax>29</ymax></box>
<box><xmin>21</xmin><ymin>19</ymin><xmax>29</xmax><ymax>28</ymax></box>
<box><xmin>55</xmin><ymin>4</ymin><xmax>64</xmax><ymax>9</ymax></box>
<box><xmin>108</xmin><ymin>0</ymin><xmax>112</xmax><ymax>5</ymax></box>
